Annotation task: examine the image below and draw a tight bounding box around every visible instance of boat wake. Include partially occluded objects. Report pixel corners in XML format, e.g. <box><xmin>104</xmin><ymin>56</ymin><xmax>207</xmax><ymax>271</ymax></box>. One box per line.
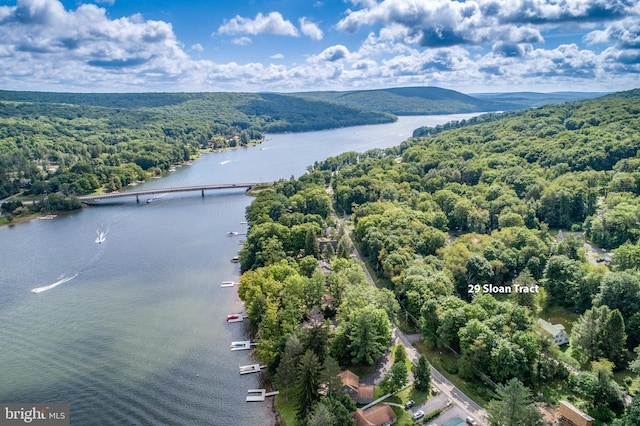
<box><xmin>95</xmin><ymin>230</ymin><xmax>108</xmax><ymax>244</ymax></box>
<box><xmin>218</xmin><ymin>160</ymin><xmax>237</xmax><ymax>165</ymax></box>
<box><xmin>31</xmin><ymin>273</ymin><xmax>78</xmax><ymax>294</ymax></box>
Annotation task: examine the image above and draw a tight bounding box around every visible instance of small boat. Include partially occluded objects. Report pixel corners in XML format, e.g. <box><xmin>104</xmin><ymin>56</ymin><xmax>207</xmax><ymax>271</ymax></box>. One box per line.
<box><xmin>231</xmin><ymin>256</ymin><xmax>240</xmax><ymax>263</ymax></box>
<box><xmin>221</xmin><ymin>281</ymin><xmax>237</xmax><ymax>287</ymax></box>
<box><xmin>95</xmin><ymin>231</ymin><xmax>107</xmax><ymax>244</ymax></box>
<box><xmin>227</xmin><ymin>231</ymin><xmax>239</xmax><ymax>236</ymax></box>
<box><xmin>227</xmin><ymin>314</ymin><xmax>240</xmax><ymax>320</ymax></box>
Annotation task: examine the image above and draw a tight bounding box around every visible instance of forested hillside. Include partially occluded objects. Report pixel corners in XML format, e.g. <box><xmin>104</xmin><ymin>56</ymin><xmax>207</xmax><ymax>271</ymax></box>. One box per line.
<box><xmin>234</xmin><ymin>89</ymin><xmax>640</xmax><ymax>425</ymax></box>
<box><xmin>0</xmin><ymin>90</ymin><xmax>394</xmax><ymax>203</ymax></box>
<box><xmin>293</xmin><ymin>86</ymin><xmax>521</xmax><ymax>115</ymax></box>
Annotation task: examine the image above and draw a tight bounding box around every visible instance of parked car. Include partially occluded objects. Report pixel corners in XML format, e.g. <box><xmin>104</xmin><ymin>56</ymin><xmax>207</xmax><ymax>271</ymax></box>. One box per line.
<box><xmin>412</xmin><ymin>409</ymin><xmax>425</xmax><ymax>420</ymax></box>
<box><xmin>405</xmin><ymin>400</ymin><xmax>415</xmax><ymax>409</ymax></box>
<box><xmin>465</xmin><ymin>416</ymin><xmax>478</xmax><ymax>425</ymax></box>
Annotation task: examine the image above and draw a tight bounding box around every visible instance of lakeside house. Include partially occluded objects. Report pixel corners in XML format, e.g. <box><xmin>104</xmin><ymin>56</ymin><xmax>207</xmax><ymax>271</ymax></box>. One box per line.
<box><xmin>537</xmin><ymin>318</ymin><xmax>570</xmax><ymax>345</ymax></box>
<box><xmin>353</xmin><ymin>405</ymin><xmax>397</xmax><ymax>426</ymax></box>
<box><xmin>339</xmin><ymin>370</ymin><xmax>375</xmax><ymax>405</ymax></box>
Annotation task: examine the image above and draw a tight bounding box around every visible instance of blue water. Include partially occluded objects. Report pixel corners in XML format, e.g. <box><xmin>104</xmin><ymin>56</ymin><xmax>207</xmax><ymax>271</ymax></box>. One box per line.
<box><xmin>0</xmin><ymin>114</ymin><xmax>479</xmax><ymax>425</ymax></box>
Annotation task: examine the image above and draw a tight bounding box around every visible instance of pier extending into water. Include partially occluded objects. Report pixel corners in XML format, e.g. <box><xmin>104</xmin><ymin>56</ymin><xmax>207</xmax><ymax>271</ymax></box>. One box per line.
<box><xmin>79</xmin><ymin>183</ymin><xmax>265</xmax><ymax>204</ymax></box>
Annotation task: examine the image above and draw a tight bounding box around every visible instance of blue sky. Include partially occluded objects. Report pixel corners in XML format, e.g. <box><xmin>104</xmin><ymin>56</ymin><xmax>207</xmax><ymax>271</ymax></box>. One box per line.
<box><xmin>0</xmin><ymin>0</ymin><xmax>638</xmax><ymax>93</ymax></box>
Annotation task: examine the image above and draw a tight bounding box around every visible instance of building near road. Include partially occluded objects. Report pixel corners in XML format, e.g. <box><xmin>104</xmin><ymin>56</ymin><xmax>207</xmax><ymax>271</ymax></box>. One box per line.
<box><xmin>353</xmin><ymin>405</ymin><xmax>397</xmax><ymax>426</ymax></box>
<box><xmin>537</xmin><ymin>318</ymin><xmax>570</xmax><ymax>345</ymax></box>
<box><xmin>559</xmin><ymin>400</ymin><xmax>594</xmax><ymax>426</ymax></box>
<box><xmin>339</xmin><ymin>370</ymin><xmax>375</xmax><ymax>404</ymax></box>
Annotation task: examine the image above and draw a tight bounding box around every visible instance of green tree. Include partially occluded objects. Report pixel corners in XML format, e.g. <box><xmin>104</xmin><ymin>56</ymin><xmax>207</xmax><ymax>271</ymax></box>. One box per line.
<box><xmin>511</xmin><ymin>269</ymin><xmax>537</xmax><ymax>309</ymax></box>
<box><xmin>305</xmin><ymin>228</ymin><xmax>320</xmax><ymax>258</ymax></box>
<box><xmin>336</xmin><ymin>235</ymin><xmax>351</xmax><ymax>259</ymax></box>
<box><xmin>306</xmin><ymin>401</ymin><xmax>335</xmax><ymax>426</ymax></box>
<box><xmin>380</xmin><ymin>360</ymin><xmax>408</xmax><ymax>394</ymax></box>
<box><xmin>276</xmin><ymin>334</ymin><xmax>304</xmax><ymax>401</ymax></box>
<box><xmin>346</xmin><ymin>307</ymin><xmax>391</xmax><ymax>365</ymax></box>
<box><xmin>412</xmin><ymin>354</ymin><xmax>432</xmax><ymax>392</ymax></box>
<box><xmin>487</xmin><ymin>378</ymin><xmax>543</xmax><ymax>426</ymax></box>
<box><xmin>602</xmin><ymin>309</ymin><xmax>627</xmax><ymax>367</ymax></box>
<box><xmin>295</xmin><ymin>350</ymin><xmax>322</xmax><ymax>420</ymax></box>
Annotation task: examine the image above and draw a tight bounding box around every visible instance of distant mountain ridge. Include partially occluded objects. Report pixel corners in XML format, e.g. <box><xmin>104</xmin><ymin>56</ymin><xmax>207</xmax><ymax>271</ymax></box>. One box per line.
<box><xmin>290</xmin><ymin>86</ymin><xmax>513</xmax><ymax>115</ymax></box>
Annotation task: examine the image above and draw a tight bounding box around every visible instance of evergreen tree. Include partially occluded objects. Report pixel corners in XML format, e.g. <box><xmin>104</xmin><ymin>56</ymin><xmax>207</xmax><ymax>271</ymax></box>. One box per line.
<box><xmin>602</xmin><ymin>309</ymin><xmax>627</xmax><ymax>368</ymax></box>
<box><xmin>275</xmin><ymin>334</ymin><xmax>304</xmax><ymax>401</ymax></box>
<box><xmin>323</xmin><ymin>242</ymin><xmax>335</xmax><ymax>260</ymax></box>
<box><xmin>336</xmin><ymin>235</ymin><xmax>351</xmax><ymax>259</ymax></box>
<box><xmin>412</xmin><ymin>355</ymin><xmax>432</xmax><ymax>392</ymax></box>
<box><xmin>487</xmin><ymin>378</ymin><xmax>543</xmax><ymax>426</ymax></box>
<box><xmin>306</xmin><ymin>402</ymin><xmax>335</xmax><ymax>426</ymax></box>
<box><xmin>296</xmin><ymin>350</ymin><xmax>322</xmax><ymax>421</ymax></box>
<box><xmin>305</xmin><ymin>228</ymin><xmax>320</xmax><ymax>257</ymax></box>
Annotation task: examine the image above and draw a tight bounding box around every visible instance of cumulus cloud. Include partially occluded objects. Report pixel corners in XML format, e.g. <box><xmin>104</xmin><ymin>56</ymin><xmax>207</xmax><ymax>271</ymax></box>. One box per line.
<box><xmin>336</xmin><ymin>0</ymin><xmax>639</xmax><ymax>48</ymax></box>
<box><xmin>217</xmin><ymin>11</ymin><xmax>299</xmax><ymax>37</ymax></box>
<box><xmin>309</xmin><ymin>45</ymin><xmax>350</xmax><ymax>63</ymax></box>
<box><xmin>0</xmin><ymin>0</ymin><xmax>637</xmax><ymax>93</ymax></box>
<box><xmin>586</xmin><ymin>18</ymin><xmax>640</xmax><ymax>49</ymax></box>
<box><xmin>299</xmin><ymin>17</ymin><xmax>323</xmax><ymax>40</ymax></box>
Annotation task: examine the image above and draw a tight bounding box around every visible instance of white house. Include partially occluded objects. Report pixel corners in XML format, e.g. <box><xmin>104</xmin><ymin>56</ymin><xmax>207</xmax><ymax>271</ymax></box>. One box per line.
<box><xmin>537</xmin><ymin>318</ymin><xmax>570</xmax><ymax>345</ymax></box>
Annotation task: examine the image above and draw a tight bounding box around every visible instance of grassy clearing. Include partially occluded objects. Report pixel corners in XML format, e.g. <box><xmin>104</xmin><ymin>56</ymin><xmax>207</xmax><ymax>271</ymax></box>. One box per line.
<box><xmin>274</xmin><ymin>394</ymin><xmax>297</xmax><ymax>426</ymax></box>
<box><xmin>540</xmin><ymin>302</ymin><xmax>580</xmax><ymax>333</ymax></box>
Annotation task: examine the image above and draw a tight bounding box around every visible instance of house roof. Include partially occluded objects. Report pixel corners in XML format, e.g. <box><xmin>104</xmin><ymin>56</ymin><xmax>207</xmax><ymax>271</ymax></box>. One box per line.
<box><xmin>358</xmin><ymin>384</ymin><xmax>375</xmax><ymax>401</ymax></box>
<box><xmin>353</xmin><ymin>405</ymin><xmax>397</xmax><ymax>426</ymax></box>
<box><xmin>537</xmin><ymin>318</ymin><xmax>566</xmax><ymax>337</ymax></box>
<box><xmin>339</xmin><ymin>370</ymin><xmax>360</xmax><ymax>390</ymax></box>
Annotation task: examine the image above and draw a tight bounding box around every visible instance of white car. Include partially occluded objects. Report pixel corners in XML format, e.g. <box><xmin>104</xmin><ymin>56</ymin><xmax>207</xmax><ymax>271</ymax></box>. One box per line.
<box><xmin>412</xmin><ymin>409</ymin><xmax>425</xmax><ymax>420</ymax></box>
<box><xmin>465</xmin><ymin>417</ymin><xmax>478</xmax><ymax>425</ymax></box>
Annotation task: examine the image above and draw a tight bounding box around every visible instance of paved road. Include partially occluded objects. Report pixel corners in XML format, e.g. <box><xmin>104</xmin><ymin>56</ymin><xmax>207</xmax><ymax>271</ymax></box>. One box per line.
<box><xmin>339</xmin><ymin>214</ymin><xmax>488</xmax><ymax>425</ymax></box>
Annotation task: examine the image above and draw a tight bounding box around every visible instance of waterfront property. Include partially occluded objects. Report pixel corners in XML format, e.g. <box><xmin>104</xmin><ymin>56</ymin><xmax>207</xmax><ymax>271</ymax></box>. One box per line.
<box><xmin>353</xmin><ymin>405</ymin><xmax>397</xmax><ymax>426</ymax></box>
<box><xmin>339</xmin><ymin>370</ymin><xmax>375</xmax><ymax>405</ymax></box>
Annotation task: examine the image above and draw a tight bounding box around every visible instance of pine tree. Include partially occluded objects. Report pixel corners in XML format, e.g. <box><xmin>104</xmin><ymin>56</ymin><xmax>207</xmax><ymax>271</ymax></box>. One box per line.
<box><xmin>295</xmin><ymin>350</ymin><xmax>322</xmax><ymax>421</ymax></box>
<box><xmin>412</xmin><ymin>354</ymin><xmax>431</xmax><ymax>392</ymax></box>
<box><xmin>487</xmin><ymin>378</ymin><xmax>543</xmax><ymax>426</ymax></box>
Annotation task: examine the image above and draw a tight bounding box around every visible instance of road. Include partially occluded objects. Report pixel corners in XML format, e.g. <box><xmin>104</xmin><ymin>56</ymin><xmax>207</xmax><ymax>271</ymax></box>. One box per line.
<box><xmin>339</xmin><ymin>214</ymin><xmax>488</xmax><ymax>425</ymax></box>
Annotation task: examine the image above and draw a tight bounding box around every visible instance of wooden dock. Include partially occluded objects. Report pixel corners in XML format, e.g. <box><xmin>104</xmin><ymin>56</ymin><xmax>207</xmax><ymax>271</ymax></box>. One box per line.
<box><xmin>239</xmin><ymin>364</ymin><xmax>266</xmax><ymax>375</ymax></box>
<box><xmin>246</xmin><ymin>389</ymin><xmax>279</xmax><ymax>402</ymax></box>
<box><xmin>230</xmin><ymin>341</ymin><xmax>255</xmax><ymax>351</ymax></box>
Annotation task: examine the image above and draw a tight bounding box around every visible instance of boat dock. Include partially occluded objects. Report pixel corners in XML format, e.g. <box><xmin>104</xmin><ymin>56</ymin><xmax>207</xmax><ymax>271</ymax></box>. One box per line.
<box><xmin>221</xmin><ymin>281</ymin><xmax>237</xmax><ymax>288</ymax></box>
<box><xmin>239</xmin><ymin>364</ymin><xmax>266</xmax><ymax>375</ymax></box>
<box><xmin>230</xmin><ymin>341</ymin><xmax>255</xmax><ymax>351</ymax></box>
<box><xmin>245</xmin><ymin>389</ymin><xmax>279</xmax><ymax>402</ymax></box>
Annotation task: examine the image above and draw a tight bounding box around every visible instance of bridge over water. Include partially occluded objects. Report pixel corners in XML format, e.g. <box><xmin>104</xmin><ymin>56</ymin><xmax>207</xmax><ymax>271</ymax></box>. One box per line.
<box><xmin>79</xmin><ymin>183</ymin><xmax>264</xmax><ymax>204</ymax></box>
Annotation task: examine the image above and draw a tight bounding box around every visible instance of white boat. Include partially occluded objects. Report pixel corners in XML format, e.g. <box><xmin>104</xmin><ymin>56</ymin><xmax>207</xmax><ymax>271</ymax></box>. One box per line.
<box><xmin>227</xmin><ymin>231</ymin><xmax>239</xmax><ymax>236</ymax></box>
<box><xmin>221</xmin><ymin>281</ymin><xmax>237</xmax><ymax>287</ymax></box>
<box><xmin>95</xmin><ymin>230</ymin><xmax>107</xmax><ymax>244</ymax></box>
<box><xmin>31</xmin><ymin>273</ymin><xmax>78</xmax><ymax>294</ymax></box>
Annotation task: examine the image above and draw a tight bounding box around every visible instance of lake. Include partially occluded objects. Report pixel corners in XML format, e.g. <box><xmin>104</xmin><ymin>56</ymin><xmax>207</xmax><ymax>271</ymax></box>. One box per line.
<box><xmin>0</xmin><ymin>113</ymin><xmax>479</xmax><ymax>425</ymax></box>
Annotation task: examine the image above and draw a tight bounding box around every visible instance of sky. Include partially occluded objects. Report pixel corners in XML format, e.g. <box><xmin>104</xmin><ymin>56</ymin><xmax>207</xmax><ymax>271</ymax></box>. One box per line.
<box><xmin>0</xmin><ymin>0</ymin><xmax>638</xmax><ymax>94</ymax></box>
